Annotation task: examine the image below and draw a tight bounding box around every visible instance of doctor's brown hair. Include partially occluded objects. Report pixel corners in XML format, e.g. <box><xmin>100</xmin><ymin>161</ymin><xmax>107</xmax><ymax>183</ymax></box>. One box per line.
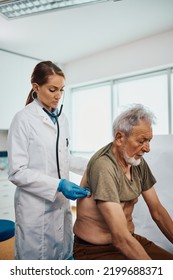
<box><xmin>25</xmin><ymin>61</ymin><xmax>65</xmax><ymax>105</ymax></box>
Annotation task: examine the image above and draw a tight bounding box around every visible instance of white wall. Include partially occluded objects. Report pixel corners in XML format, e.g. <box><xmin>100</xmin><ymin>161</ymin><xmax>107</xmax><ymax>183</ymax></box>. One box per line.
<box><xmin>0</xmin><ymin>50</ymin><xmax>39</xmax><ymax>129</ymax></box>
<box><xmin>64</xmin><ymin>29</ymin><xmax>173</xmax><ymax>86</ymax></box>
<box><xmin>1</xmin><ymin>29</ymin><xmax>173</xmax><ymax>128</ymax></box>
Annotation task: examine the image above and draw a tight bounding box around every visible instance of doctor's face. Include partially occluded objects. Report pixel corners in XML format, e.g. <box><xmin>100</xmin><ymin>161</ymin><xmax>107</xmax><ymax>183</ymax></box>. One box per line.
<box><xmin>32</xmin><ymin>74</ymin><xmax>65</xmax><ymax>111</ymax></box>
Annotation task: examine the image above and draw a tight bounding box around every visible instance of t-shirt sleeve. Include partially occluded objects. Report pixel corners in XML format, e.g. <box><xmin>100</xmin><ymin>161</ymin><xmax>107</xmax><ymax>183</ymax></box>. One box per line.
<box><xmin>139</xmin><ymin>158</ymin><xmax>157</xmax><ymax>192</ymax></box>
<box><xmin>87</xmin><ymin>157</ymin><xmax>120</xmax><ymax>203</ymax></box>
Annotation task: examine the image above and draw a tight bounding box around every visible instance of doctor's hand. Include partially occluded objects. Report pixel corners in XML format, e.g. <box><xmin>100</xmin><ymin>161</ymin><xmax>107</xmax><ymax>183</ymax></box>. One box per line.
<box><xmin>58</xmin><ymin>179</ymin><xmax>91</xmax><ymax>200</ymax></box>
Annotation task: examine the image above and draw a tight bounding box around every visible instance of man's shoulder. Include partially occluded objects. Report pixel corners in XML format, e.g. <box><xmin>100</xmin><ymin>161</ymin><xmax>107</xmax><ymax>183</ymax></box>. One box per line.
<box><xmin>87</xmin><ymin>143</ymin><xmax>113</xmax><ymax>169</ymax></box>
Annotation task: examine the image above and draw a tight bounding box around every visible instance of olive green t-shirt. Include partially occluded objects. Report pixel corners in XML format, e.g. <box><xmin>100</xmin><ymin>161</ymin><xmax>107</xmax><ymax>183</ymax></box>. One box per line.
<box><xmin>87</xmin><ymin>143</ymin><xmax>156</xmax><ymax>203</ymax></box>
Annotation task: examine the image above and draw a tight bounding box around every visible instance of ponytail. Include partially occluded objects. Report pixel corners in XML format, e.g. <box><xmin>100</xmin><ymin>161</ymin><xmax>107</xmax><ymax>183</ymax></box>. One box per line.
<box><xmin>25</xmin><ymin>90</ymin><xmax>37</xmax><ymax>106</ymax></box>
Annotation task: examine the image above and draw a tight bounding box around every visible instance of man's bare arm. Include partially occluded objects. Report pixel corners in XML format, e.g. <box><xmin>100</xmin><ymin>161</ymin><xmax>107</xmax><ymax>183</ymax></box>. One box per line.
<box><xmin>142</xmin><ymin>186</ymin><xmax>173</xmax><ymax>243</ymax></box>
<box><xmin>97</xmin><ymin>200</ymin><xmax>151</xmax><ymax>260</ymax></box>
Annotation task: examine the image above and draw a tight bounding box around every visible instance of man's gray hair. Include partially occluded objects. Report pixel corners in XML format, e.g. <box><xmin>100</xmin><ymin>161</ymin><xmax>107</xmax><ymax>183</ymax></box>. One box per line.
<box><xmin>113</xmin><ymin>104</ymin><xmax>156</xmax><ymax>137</ymax></box>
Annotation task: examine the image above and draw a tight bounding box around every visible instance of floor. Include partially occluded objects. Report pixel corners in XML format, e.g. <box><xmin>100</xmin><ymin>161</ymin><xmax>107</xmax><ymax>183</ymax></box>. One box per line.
<box><xmin>0</xmin><ymin>236</ymin><xmax>14</xmax><ymax>260</ymax></box>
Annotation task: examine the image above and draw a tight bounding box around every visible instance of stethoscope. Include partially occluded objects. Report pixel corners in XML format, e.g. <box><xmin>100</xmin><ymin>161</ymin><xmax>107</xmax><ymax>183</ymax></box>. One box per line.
<box><xmin>32</xmin><ymin>90</ymin><xmax>64</xmax><ymax>179</ymax></box>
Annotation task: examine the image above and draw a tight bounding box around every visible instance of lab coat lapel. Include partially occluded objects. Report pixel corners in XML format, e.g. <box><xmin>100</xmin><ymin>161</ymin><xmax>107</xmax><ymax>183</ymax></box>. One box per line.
<box><xmin>34</xmin><ymin>100</ymin><xmax>57</xmax><ymax>129</ymax></box>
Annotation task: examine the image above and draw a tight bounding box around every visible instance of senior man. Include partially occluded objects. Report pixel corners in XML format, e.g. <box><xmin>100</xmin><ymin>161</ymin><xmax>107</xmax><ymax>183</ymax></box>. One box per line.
<box><xmin>73</xmin><ymin>104</ymin><xmax>173</xmax><ymax>260</ymax></box>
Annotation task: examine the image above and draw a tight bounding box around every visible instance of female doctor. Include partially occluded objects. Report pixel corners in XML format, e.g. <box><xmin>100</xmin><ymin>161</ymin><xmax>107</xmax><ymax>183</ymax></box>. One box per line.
<box><xmin>7</xmin><ymin>61</ymin><xmax>90</xmax><ymax>260</ymax></box>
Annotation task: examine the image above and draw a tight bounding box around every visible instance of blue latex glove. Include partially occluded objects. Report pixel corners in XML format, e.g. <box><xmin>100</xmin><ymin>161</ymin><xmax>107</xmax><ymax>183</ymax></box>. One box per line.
<box><xmin>58</xmin><ymin>179</ymin><xmax>91</xmax><ymax>200</ymax></box>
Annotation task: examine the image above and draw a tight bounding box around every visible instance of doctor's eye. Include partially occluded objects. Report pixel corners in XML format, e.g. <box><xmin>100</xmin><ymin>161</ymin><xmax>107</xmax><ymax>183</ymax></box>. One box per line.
<box><xmin>49</xmin><ymin>88</ymin><xmax>56</xmax><ymax>93</ymax></box>
<box><xmin>49</xmin><ymin>88</ymin><xmax>64</xmax><ymax>93</ymax></box>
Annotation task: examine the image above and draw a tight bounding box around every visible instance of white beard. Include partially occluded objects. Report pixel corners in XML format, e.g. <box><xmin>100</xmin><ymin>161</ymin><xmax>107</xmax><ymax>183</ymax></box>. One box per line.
<box><xmin>123</xmin><ymin>151</ymin><xmax>141</xmax><ymax>166</ymax></box>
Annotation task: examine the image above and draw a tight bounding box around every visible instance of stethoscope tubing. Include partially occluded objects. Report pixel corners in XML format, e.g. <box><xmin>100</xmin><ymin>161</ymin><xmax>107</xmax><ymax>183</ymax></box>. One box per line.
<box><xmin>32</xmin><ymin>91</ymin><xmax>64</xmax><ymax>179</ymax></box>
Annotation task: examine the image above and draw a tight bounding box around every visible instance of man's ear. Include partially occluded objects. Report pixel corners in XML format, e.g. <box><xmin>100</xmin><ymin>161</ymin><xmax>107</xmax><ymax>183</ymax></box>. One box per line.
<box><xmin>115</xmin><ymin>131</ymin><xmax>125</xmax><ymax>146</ymax></box>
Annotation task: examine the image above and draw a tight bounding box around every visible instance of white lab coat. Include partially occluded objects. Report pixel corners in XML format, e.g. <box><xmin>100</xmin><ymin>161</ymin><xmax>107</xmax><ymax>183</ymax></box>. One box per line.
<box><xmin>7</xmin><ymin>100</ymin><xmax>87</xmax><ymax>260</ymax></box>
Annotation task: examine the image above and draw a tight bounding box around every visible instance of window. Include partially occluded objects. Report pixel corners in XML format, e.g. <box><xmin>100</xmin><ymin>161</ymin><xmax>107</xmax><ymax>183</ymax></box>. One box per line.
<box><xmin>71</xmin><ymin>83</ymin><xmax>112</xmax><ymax>158</ymax></box>
<box><xmin>71</xmin><ymin>69</ymin><xmax>172</xmax><ymax>158</ymax></box>
<box><xmin>114</xmin><ymin>73</ymin><xmax>169</xmax><ymax>134</ymax></box>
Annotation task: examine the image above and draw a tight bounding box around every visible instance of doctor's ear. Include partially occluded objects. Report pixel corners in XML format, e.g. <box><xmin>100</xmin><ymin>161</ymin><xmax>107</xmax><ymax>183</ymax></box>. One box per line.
<box><xmin>32</xmin><ymin>83</ymin><xmax>39</xmax><ymax>92</ymax></box>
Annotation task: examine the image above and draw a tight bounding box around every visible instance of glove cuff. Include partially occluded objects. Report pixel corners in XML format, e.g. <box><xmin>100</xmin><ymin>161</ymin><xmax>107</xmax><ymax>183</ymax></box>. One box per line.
<box><xmin>58</xmin><ymin>179</ymin><xmax>65</xmax><ymax>192</ymax></box>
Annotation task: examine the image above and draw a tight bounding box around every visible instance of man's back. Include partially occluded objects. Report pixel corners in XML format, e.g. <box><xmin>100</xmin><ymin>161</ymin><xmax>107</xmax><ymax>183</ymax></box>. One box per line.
<box><xmin>74</xmin><ymin>193</ymin><xmax>137</xmax><ymax>244</ymax></box>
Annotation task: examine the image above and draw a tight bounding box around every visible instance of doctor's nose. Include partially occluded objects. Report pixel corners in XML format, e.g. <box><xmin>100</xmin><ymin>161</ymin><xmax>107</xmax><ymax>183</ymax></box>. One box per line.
<box><xmin>55</xmin><ymin>90</ymin><xmax>63</xmax><ymax>99</ymax></box>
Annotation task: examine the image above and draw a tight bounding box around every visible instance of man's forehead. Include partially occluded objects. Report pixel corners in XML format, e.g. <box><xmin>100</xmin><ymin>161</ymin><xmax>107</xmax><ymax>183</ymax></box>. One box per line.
<box><xmin>130</xmin><ymin>121</ymin><xmax>153</xmax><ymax>137</ymax></box>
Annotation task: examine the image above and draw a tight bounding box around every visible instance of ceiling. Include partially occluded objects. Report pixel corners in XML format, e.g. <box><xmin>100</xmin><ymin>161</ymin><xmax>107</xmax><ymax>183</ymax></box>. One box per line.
<box><xmin>0</xmin><ymin>0</ymin><xmax>173</xmax><ymax>65</ymax></box>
